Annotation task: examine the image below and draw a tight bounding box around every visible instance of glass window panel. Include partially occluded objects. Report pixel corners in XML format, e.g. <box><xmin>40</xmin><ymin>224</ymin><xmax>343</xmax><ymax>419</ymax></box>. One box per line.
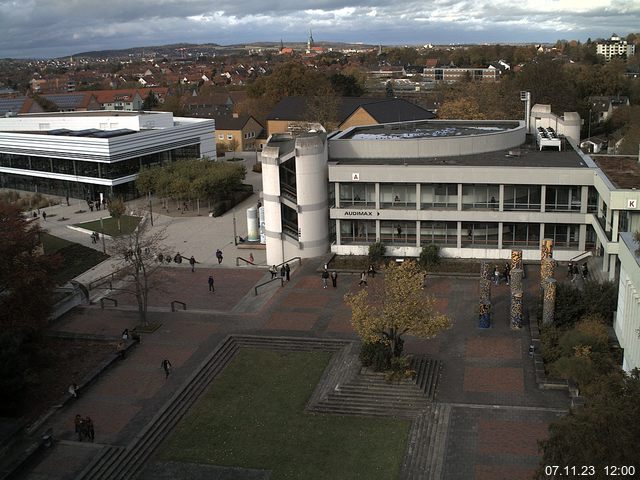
<box><xmin>461</xmin><ymin>222</ymin><xmax>499</xmax><ymax>247</ymax></box>
<box><xmin>420</xmin><ymin>221</ymin><xmax>457</xmax><ymax>245</ymax></box>
<box><xmin>380</xmin><ymin>184</ymin><xmax>416</xmax><ymax>209</ymax></box>
<box><xmin>380</xmin><ymin>220</ymin><xmax>416</xmax><ymax>245</ymax></box>
<box><xmin>340</xmin><ymin>220</ymin><xmax>376</xmax><ymax>244</ymax></box>
<box><xmin>30</xmin><ymin>156</ymin><xmax>51</xmax><ymax>172</ymax></box>
<box><xmin>51</xmin><ymin>158</ymin><xmax>74</xmax><ymax>175</ymax></box>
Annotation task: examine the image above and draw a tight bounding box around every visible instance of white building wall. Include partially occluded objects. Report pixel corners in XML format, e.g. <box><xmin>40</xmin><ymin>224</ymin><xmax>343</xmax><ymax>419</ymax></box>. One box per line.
<box><xmin>614</xmin><ymin>233</ymin><xmax>640</xmax><ymax>372</ymax></box>
<box><xmin>260</xmin><ymin>146</ymin><xmax>284</xmax><ymax>266</ymax></box>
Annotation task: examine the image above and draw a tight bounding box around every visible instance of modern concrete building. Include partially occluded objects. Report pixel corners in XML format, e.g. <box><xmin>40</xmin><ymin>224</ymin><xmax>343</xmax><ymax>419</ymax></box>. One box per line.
<box><xmin>260</xmin><ymin>105</ymin><xmax>640</xmax><ymax>281</ymax></box>
<box><xmin>422</xmin><ymin>66</ymin><xmax>500</xmax><ymax>82</ymax></box>
<box><xmin>614</xmin><ymin>232</ymin><xmax>640</xmax><ymax>372</ymax></box>
<box><xmin>0</xmin><ymin>111</ymin><xmax>215</xmax><ymax>201</ymax></box>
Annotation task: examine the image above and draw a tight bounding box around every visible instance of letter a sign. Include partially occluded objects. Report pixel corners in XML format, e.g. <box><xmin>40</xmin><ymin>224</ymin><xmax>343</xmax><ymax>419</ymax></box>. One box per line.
<box><xmin>628</xmin><ymin>199</ymin><xmax>637</xmax><ymax>209</ymax></box>
<box><xmin>352</xmin><ymin>173</ymin><xmax>360</xmax><ymax>181</ymax></box>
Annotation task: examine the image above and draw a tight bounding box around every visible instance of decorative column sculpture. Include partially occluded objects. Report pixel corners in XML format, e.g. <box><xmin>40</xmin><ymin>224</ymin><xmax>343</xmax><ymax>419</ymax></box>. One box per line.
<box><xmin>542</xmin><ymin>278</ymin><xmax>557</xmax><ymax>325</ymax></box>
<box><xmin>541</xmin><ymin>238</ymin><xmax>553</xmax><ymax>260</ymax></box>
<box><xmin>510</xmin><ymin>268</ymin><xmax>524</xmax><ymax>329</ymax></box>
<box><xmin>511</xmin><ymin>249</ymin><xmax>523</xmax><ymax>271</ymax></box>
<box><xmin>479</xmin><ymin>261</ymin><xmax>491</xmax><ymax>328</ymax></box>
<box><xmin>541</xmin><ymin>258</ymin><xmax>557</xmax><ymax>288</ymax></box>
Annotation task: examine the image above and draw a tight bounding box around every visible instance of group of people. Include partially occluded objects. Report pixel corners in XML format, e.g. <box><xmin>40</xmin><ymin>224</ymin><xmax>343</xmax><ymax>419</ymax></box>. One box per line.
<box><xmin>90</xmin><ymin>231</ymin><xmax>100</xmax><ymax>244</ymax></box>
<box><xmin>86</xmin><ymin>198</ymin><xmax>107</xmax><ymax>212</ymax></box>
<box><xmin>74</xmin><ymin>414</ymin><xmax>95</xmax><ymax>442</ymax></box>
<box><xmin>270</xmin><ymin>263</ymin><xmax>291</xmax><ymax>281</ymax></box>
<box><xmin>493</xmin><ymin>263</ymin><xmax>511</xmax><ymax>286</ymax></box>
<box><xmin>321</xmin><ymin>268</ymin><xmax>338</xmax><ymax>288</ymax></box>
<box><xmin>568</xmin><ymin>262</ymin><xmax>589</xmax><ymax>282</ymax></box>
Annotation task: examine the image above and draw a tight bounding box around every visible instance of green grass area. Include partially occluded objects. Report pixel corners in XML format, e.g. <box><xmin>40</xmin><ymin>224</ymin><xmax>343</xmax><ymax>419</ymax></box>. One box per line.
<box><xmin>160</xmin><ymin>349</ymin><xmax>410</xmax><ymax>479</ymax></box>
<box><xmin>73</xmin><ymin>215</ymin><xmax>141</xmax><ymax>236</ymax></box>
<box><xmin>331</xmin><ymin>255</ymin><xmax>481</xmax><ymax>274</ymax></box>
<box><xmin>41</xmin><ymin>233</ymin><xmax>109</xmax><ymax>285</ymax></box>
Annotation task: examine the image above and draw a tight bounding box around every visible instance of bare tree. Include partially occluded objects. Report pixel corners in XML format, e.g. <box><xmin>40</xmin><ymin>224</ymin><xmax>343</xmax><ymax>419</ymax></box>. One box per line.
<box><xmin>109</xmin><ymin>213</ymin><xmax>169</xmax><ymax>326</ymax></box>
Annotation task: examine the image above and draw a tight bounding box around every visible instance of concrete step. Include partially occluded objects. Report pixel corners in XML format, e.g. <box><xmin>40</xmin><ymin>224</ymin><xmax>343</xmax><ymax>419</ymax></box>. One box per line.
<box><xmin>75</xmin><ymin>445</ymin><xmax>126</xmax><ymax>480</ymax></box>
<box><xmin>333</xmin><ymin>387</ymin><xmax>428</xmax><ymax>403</ymax></box>
<box><xmin>324</xmin><ymin>393</ymin><xmax>427</xmax><ymax>411</ymax></box>
<box><xmin>310</xmin><ymin>402</ymin><xmax>420</xmax><ymax>419</ymax></box>
<box><xmin>412</xmin><ymin>356</ymin><xmax>442</xmax><ymax>400</ymax></box>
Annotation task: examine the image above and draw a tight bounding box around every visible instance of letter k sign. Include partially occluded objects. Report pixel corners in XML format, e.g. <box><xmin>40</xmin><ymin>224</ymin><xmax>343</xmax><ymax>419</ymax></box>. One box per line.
<box><xmin>628</xmin><ymin>199</ymin><xmax>637</xmax><ymax>209</ymax></box>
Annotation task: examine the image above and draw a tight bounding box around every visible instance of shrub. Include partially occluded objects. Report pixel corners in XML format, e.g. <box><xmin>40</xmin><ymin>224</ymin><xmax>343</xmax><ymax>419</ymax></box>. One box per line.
<box><xmin>359</xmin><ymin>341</ymin><xmax>392</xmax><ymax>372</ymax></box>
<box><xmin>384</xmin><ymin>355</ymin><xmax>416</xmax><ymax>383</ymax></box>
<box><xmin>252</xmin><ymin>162</ymin><xmax>262</xmax><ymax>173</ymax></box>
<box><xmin>368</xmin><ymin>242</ymin><xmax>386</xmax><ymax>265</ymax></box>
<box><xmin>419</xmin><ymin>244</ymin><xmax>440</xmax><ymax>269</ymax></box>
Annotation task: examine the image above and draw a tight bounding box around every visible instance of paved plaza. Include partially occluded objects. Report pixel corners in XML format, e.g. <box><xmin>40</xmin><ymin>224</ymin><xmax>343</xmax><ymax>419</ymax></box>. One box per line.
<box><xmin>16</xmin><ymin>176</ymin><xmax>570</xmax><ymax>479</ymax></box>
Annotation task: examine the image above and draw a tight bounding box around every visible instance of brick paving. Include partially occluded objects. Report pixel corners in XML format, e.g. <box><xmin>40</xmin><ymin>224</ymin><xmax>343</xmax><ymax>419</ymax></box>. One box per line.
<box><xmin>21</xmin><ymin>256</ymin><xmax>571</xmax><ymax>479</ymax></box>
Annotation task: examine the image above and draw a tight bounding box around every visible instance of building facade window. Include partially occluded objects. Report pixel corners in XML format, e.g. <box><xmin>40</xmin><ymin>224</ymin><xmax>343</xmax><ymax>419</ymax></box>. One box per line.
<box><xmin>281</xmin><ymin>204</ymin><xmax>298</xmax><ymax>240</ymax></box>
<box><xmin>545</xmin><ymin>186</ymin><xmax>581</xmax><ymax>211</ymax></box>
<box><xmin>380</xmin><ymin>220</ymin><xmax>416</xmax><ymax>245</ymax></box>
<box><xmin>544</xmin><ymin>224</ymin><xmax>580</xmax><ymax>248</ymax></box>
<box><xmin>380</xmin><ymin>184</ymin><xmax>416</xmax><ymax>209</ymax></box>
<box><xmin>421</xmin><ymin>183</ymin><xmax>458</xmax><ymax>209</ymax></box>
<box><xmin>279</xmin><ymin>158</ymin><xmax>296</xmax><ymax>201</ymax></box>
<box><xmin>462</xmin><ymin>184</ymin><xmax>500</xmax><ymax>210</ymax></box>
<box><xmin>339</xmin><ymin>182</ymin><xmax>375</xmax><ymax>208</ymax></box>
<box><xmin>227</xmin><ymin>134</ymin><xmax>233</xmax><ymax>140</ymax></box>
<box><xmin>462</xmin><ymin>222</ymin><xmax>499</xmax><ymax>247</ymax></box>
<box><xmin>502</xmin><ymin>223</ymin><xmax>541</xmax><ymax>247</ymax></box>
<box><xmin>420</xmin><ymin>221</ymin><xmax>457</xmax><ymax>245</ymax></box>
<box><xmin>503</xmin><ymin>185</ymin><xmax>541</xmax><ymax>211</ymax></box>
<box><xmin>340</xmin><ymin>220</ymin><xmax>376</xmax><ymax>244</ymax></box>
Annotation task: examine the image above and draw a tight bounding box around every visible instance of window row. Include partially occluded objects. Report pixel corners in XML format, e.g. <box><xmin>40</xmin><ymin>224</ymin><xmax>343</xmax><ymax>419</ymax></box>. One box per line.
<box><xmin>339</xmin><ymin>220</ymin><xmax>589</xmax><ymax>249</ymax></box>
<box><xmin>336</xmin><ymin>183</ymin><xmax>597</xmax><ymax>212</ymax></box>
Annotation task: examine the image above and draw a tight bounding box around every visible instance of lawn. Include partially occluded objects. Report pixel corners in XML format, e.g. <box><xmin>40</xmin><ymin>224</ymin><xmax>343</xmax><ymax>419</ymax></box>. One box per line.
<box><xmin>73</xmin><ymin>214</ymin><xmax>141</xmax><ymax>236</ymax></box>
<box><xmin>160</xmin><ymin>349</ymin><xmax>410</xmax><ymax>479</ymax></box>
<box><xmin>41</xmin><ymin>233</ymin><xmax>109</xmax><ymax>284</ymax></box>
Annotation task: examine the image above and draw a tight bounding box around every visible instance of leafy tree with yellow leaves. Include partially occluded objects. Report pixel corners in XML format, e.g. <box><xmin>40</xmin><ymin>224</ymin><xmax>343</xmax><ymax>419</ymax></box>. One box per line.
<box><xmin>345</xmin><ymin>260</ymin><xmax>452</xmax><ymax>360</ymax></box>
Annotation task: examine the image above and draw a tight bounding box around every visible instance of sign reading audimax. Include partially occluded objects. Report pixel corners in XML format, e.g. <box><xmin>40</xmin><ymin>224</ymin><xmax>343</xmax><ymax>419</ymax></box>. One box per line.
<box><xmin>343</xmin><ymin>210</ymin><xmax>380</xmax><ymax>216</ymax></box>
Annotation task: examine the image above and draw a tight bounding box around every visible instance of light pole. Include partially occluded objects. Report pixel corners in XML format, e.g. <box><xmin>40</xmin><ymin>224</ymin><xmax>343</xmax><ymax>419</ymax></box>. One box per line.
<box><xmin>588</xmin><ymin>109</ymin><xmax>592</xmax><ymax>141</ymax></box>
<box><xmin>232</xmin><ymin>209</ymin><xmax>237</xmax><ymax>246</ymax></box>
<box><xmin>148</xmin><ymin>191</ymin><xmax>154</xmax><ymax>226</ymax></box>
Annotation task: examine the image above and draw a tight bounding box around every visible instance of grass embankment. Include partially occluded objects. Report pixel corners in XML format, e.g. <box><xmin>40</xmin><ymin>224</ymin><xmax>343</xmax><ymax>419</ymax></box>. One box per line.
<box><xmin>73</xmin><ymin>214</ymin><xmax>141</xmax><ymax>236</ymax></box>
<box><xmin>161</xmin><ymin>349</ymin><xmax>410</xmax><ymax>479</ymax></box>
<box><xmin>41</xmin><ymin>233</ymin><xmax>109</xmax><ymax>284</ymax></box>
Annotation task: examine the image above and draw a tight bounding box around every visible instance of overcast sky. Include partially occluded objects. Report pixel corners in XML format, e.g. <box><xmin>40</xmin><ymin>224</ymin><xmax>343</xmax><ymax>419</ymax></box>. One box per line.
<box><xmin>0</xmin><ymin>0</ymin><xmax>638</xmax><ymax>59</ymax></box>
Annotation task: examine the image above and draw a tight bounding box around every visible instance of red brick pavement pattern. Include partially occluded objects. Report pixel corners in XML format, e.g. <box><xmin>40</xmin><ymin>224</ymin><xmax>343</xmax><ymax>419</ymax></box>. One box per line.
<box><xmin>466</xmin><ymin>337</ymin><xmax>521</xmax><ymax>359</ymax></box>
<box><xmin>111</xmin><ymin>268</ymin><xmax>264</xmax><ymax>312</ymax></box>
<box><xmin>463</xmin><ymin>367</ymin><xmax>524</xmax><ymax>393</ymax></box>
<box><xmin>25</xmin><ymin>443</ymin><xmax>100</xmax><ymax>478</ymax></box>
<box><xmin>282</xmin><ymin>290</ymin><xmax>332</xmax><ymax>308</ymax></box>
<box><xmin>433</xmin><ymin>297</ymin><xmax>449</xmax><ymax>314</ymax></box>
<box><xmin>143</xmin><ymin>320</ymin><xmax>219</xmax><ymax>347</ymax></box>
<box><xmin>54</xmin><ymin>309</ymin><xmax>141</xmax><ymax>336</ymax></box>
<box><xmin>424</xmin><ymin>277</ymin><xmax>453</xmax><ymax>295</ymax></box>
<box><xmin>326</xmin><ymin>309</ymin><xmax>355</xmax><ymax>333</ymax></box>
<box><xmin>264</xmin><ymin>311</ymin><xmax>319</xmax><ymax>331</ymax></box>
<box><xmin>475</xmin><ymin>465</ymin><xmax>537</xmax><ymax>480</ymax></box>
<box><xmin>76</xmin><ymin>400</ymin><xmax>142</xmax><ymax>442</ymax></box>
<box><xmin>477</xmin><ymin>419</ymin><xmax>549</xmax><ymax>456</ymax></box>
<box><xmin>294</xmin><ymin>276</ymin><xmax>325</xmax><ymax>289</ymax></box>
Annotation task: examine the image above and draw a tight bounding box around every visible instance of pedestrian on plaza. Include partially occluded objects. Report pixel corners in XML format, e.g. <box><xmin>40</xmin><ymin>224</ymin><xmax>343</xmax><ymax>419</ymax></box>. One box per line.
<box><xmin>65</xmin><ymin>194</ymin><xmax>69</xmax><ymax>206</ymax></box>
<box><xmin>503</xmin><ymin>263</ymin><xmax>511</xmax><ymax>285</ymax></box>
<box><xmin>89</xmin><ymin>201</ymin><xmax>94</xmax><ymax>212</ymax></box>
<box><xmin>161</xmin><ymin>359</ymin><xmax>172</xmax><ymax>379</ymax></box>
<box><xmin>130</xmin><ymin>327</ymin><xmax>141</xmax><ymax>344</ymax></box>
<box><xmin>85</xmin><ymin>416</ymin><xmax>95</xmax><ymax>442</ymax></box>
<box><xmin>189</xmin><ymin>256</ymin><xmax>196</xmax><ymax>272</ymax></box>
<box><xmin>74</xmin><ymin>415</ymin><xmax>84</xmax><ymax>441</ymax></box>
<box><xmin>208</xmin><ymin>275</ymin><xmax>215</xmax><ymax>292</ymax></box>
<box><xmin>248</xmin><ymin>252</ymin><xmax>254</xmax><ymax>264</ymax></box>
<box><xmin>68</xmin><ymin>383</ymin><xmax>78</xmax><ymax>398</ymax></box>
<box><xmin>359</xmin><ymin>271</ymin><xmax>368</xmax><ymax>287</ymax></box>
<box><xmin>95</xmin><ymin>201</ymin><xmax>100</xmax><ymax>211</ymax></box>
<box><xmin>494</xmin><ymin>266</ymin><xmax>500</xmax><ymax>286</ymax></box>
<box><xmin>216</xmin><ymin>249</ymin><xmax>223</xmax><ymax>264</ymax></box>
<box><xmin>367</xmin><ymin>264</ymin><xmax>376</xmax><ymax>278</ymax></box>
<box><xmin>174</xmin><ymin>252</ymin><xmax>182</xmax><ymax>264</ymax></box>
<box><xmin>572</xmin><ymin>264</ymin><xmax>579</xmax><ymax>282</ymax></box>
<box><xmin>331</xmin><ymin>270</ymin><xmax>337</xmax><ymax>288</ymax></box>
<box><xmin>90</xmin><ymin>232</ymin><xmax>96</xmax><ymax>244</ymax></box>
<box><xmin>322</xmin><ymin>269</ymin><xmax>329</xmax><ymax>288</ymax></box>
<box><xmin>280</xmin><ymin>265</ymin><xmax>286</xmax><ymax>278</ymax></box>
<box><xmin>581</xmin><ymin>263</ymin><xmax>589</xmax><ymax>280</ymax></box>
<box><xmin>567</xmin><ymin>262</ymin><xmax>573</xmax><ymax>278</ymax></box>
<box><xmin>269</xmin><ymin>265</ymin><xmax>277</xmax><ymax>279</ymax></box>
<box><xmin>285</xmin><ymin>263</ymin><xmax>291</xmax><ymax>281</ymax></box>
<box><xmin>121</xmin><ymin>329</ymin><xmax>129</xmax><ymax>340</ymax></box>
<box><xmin>42</xmin><ymin>211</ymin><xmax>47</xmax><ymax>221</ymax></box>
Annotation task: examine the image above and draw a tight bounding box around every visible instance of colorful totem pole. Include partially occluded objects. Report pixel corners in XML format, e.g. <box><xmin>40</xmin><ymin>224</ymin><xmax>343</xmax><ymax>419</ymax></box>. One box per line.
<box><xmin>541</xmin><ymin>258</ymin><xmax>557</xmax><ymax>288</ymax></box>
<box><xmin>479</xmin><ymin>261</ymin><xmax>491</xmax><ymax>328</ymax></box>
<box><xmin>541</xmin><ymin>238</ymin><xmax>553</xmax><ymax>260</ymax></box>
<box><xmin>510</xmin><ymin>268</ymin><xmax>524</xmax><ymax>329</ymax></box>
<box><xmin>542</xmin><ymin>278</ymin><xmax>557</xmax><ymax>324</ymax></box>
<box><xmin>511</xmin><ymin>249</ymin><xmax>523</xmax><ymax>271</ymax></box>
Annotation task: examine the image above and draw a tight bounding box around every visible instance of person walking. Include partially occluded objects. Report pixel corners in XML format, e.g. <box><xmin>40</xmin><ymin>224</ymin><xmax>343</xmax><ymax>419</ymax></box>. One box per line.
<box><xmin>216</xmin><ymin>249</ymin><xmax>223</xmax><ymax>264</ymax></box>
<box><xmin>189</xmin><ymin>256</ymin><xmax>196</xmax><ymax>272</ymax></box>
<box><xmin>85</xmin><ymin>416</ymin><xmax>95</xmax><ymax>442</ymax></box>
<box><xmin>359</xmin><ymin>271</ymin><xmax>368</xmax><ymax>287</ymax></box>
<box><xmin>269</xmin><ymin>265</ymin><xmax>277</xmax><ymax>279</ymax></box>
<box><xmin>572</xmin><ymin>264</ymin><xmax>579</xmax><ymax>282</ymax></box>
<box><xmin>330</xmin><ymin>270</ymin><xmax>337</xmax><ymax>288</ymax></box>
<box><xmin>42</xmin><ymin>211</ymin><xmax>47</xmax><ymax>221</ymax></box>
<box><xmin>494</xmin><ymin>266</ymin><xmax>500</xmax><ymax>286</ymax></box>
<box><xmin>567</xmin><ymin>262</ymin><xmax>573</xmax><ymax>279</ymax></box>
<box><xmin>248</xmin><ymin>252</ymin><xmax>254</xmax><ymax>264</ymax></box>
<box><xmin>74</xmin><ymin>415</ymin><xmax>84</xmax><ymax>441</ymax></box>
<box><xmin>68</xmin><ymin>383</ymin><xmax>78</xmax><ymax>398</ymax></box>
<box><xmin>285</xmin><ymin>263</ymin><xmax>291</xmax><ymax>281</ymax></box>
<box><xmin>208</xmin><ymin>275</ymin><xmax>215</xmax><ymax>292</ymax></box>
<box><xmin>503</xmin><ymin>263</ymin><xmax>511</xmax><ymax>285</ymax></box>
<box><xmin>161</xmin><ymin>359</ymin><xmax>172</xmax><ymax>379</ymax></box>
<box><xmin>321</xmin><ymin>269</ymin><xmax>329</xmax><ymax>288</ymax></box>
<box><xmin>367</xmin><ymin>264</ymin><xmax>376</xmax><ymax>278</ymax></box>
<box><xmin>581</xmin><ymin>263</ymin><xmax>589</xmax><ymax>280</ymax></box>
<box><xmin>280</xmin><ymin>265</ymin><xmax>286</xmax><ymax>279</ymax></box>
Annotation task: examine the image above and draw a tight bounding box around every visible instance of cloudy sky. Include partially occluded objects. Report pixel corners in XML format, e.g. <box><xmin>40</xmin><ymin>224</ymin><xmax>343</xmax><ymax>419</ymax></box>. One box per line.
<box><xmin>0</xmin><ymin>0</ymin><xmax>638</xmax><ymax>58</ymax></box>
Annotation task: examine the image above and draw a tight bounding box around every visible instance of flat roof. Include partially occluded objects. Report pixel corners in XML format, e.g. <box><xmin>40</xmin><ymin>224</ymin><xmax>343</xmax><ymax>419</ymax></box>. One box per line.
<box><xmin>592</xmin><ymin>156</ymin><xmax>640</xmax><ymax>189</ymax></box>
<box><xmin>339</xmin><ymin>120</ymin><xmax>521</xmax><ymax>140</ymax></box>
<box><xmin>330</xmin><ymin>143</ymin><xmax>588</xmax><ymax>169</ymax></box>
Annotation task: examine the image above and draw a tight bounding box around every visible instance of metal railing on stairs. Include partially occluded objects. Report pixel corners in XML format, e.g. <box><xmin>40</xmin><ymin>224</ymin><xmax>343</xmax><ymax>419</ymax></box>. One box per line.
<box><xmin>254</xmin><ymin>277</ymin><xmax>284</xmax><ymax>295</ymax></box>
<box><xmin>570</xmin><ymin>251</ymin><xmax>593</xmax><ymax>263</ymax></box>
<box><xmin>171</xmin><ymin>300</ymin><xmax>186</xmax><ymax>312</ymax></box>
<box><xmin>235</xmin><ymin>256</ymin><xmax>256</xmax><ymax>266</ymax></box>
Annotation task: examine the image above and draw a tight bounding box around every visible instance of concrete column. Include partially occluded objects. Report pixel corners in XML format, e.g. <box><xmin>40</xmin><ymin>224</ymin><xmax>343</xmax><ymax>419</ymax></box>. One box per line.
<box><xmin>375</xmin><ymin>183</ymin><xmax>380</xmax><ymax>210</ymax></box>
<box><xmin>578</xmin><ymin>224</ymin><xmax>587</xmax><ymax>251</ymax></box>
<box><xmin>541</xmin><ymin>258</ymin><xmax>557</xmax><ymax>287</ymax></box>
<box><xmin>376</xmin><ymin>219</ymin><xmax>380</xmax><ymax>242</ymax></box>
<box><xmin>261</xmin><ymin>146</ymin><xmax>284</xmax><ymax>266</ymax></box>
<box><xmin>416</xmin><ymin>220</ymin><xmax>420</xmax><ymax>247</ymax></box>
<box><xmin>580</xmin><ymin>186</ymin><xmax>588</xmax><ymax>214</ymax></box>
<box><xmin>609</xmin><ymin>254</ymin><xmax>617</xmax><ymax>281</ymax></box>
<box><xmin>498</xmin><ymin>184</ymin><xmax>504</xmax><ymax>212</ymax></box>
<box><xmin>511</xmin><ymin>250</ymin><xmax>523</xmax><ymax>271</ymax></box>
<box><xmin>457</xmin><ymin>183</ymin><xmax>463</xmax><ymax>211</ymax></box>
<box><xmin>498</xmin><ymin>222</ymin><xmax>503</xmax><ymax>250</ymax></box>
<box><xmin>612</xmin><ymin>210</ymin><xmax>620</xmax><ymax>241</ymax></box>
<box><xmin>335</xmin><ymin>182</ymin><xmax>340</xmax><ymax>208</ymax></box>
<box><xmin>540</xmin><ymin>185</ymin><xmax>546</xmax><ymax>213</ymax></box>
<box><xmin>541</xmin><ymin>238</ymin><xmax>553</xmax><ymax>260</ymax></box>
<box><xmin>539</xmin><ymin>224</ymin><xmax>545</xmax><ymax>249</ymax></box>
<box><xmin>605</xmin><ymin>204</ymin><xmax>612</xmax><ymax>233</ymax></box>
<box><xmin>416</xmin><ymin>184</ymin><xmax>421</xmax><ymax>211</ymax></box>
<box><xmin>597</xmin><ymin>196</ymin><xmax>604</xmax><ymax>218</ymax></box>
<box><xmin>457</xmin><ymin>221</ymin><xmax>462</xmax><ymax>249</ymax></box>
<box><xmin>510</xmin><ymin>268</ymin><xmax>524</xmax><ymax>329</ymax></box>
<box><xmin>336</xmin><ymin>219</ymin><xmax>341</xmax><ymax>245</ymax></box>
